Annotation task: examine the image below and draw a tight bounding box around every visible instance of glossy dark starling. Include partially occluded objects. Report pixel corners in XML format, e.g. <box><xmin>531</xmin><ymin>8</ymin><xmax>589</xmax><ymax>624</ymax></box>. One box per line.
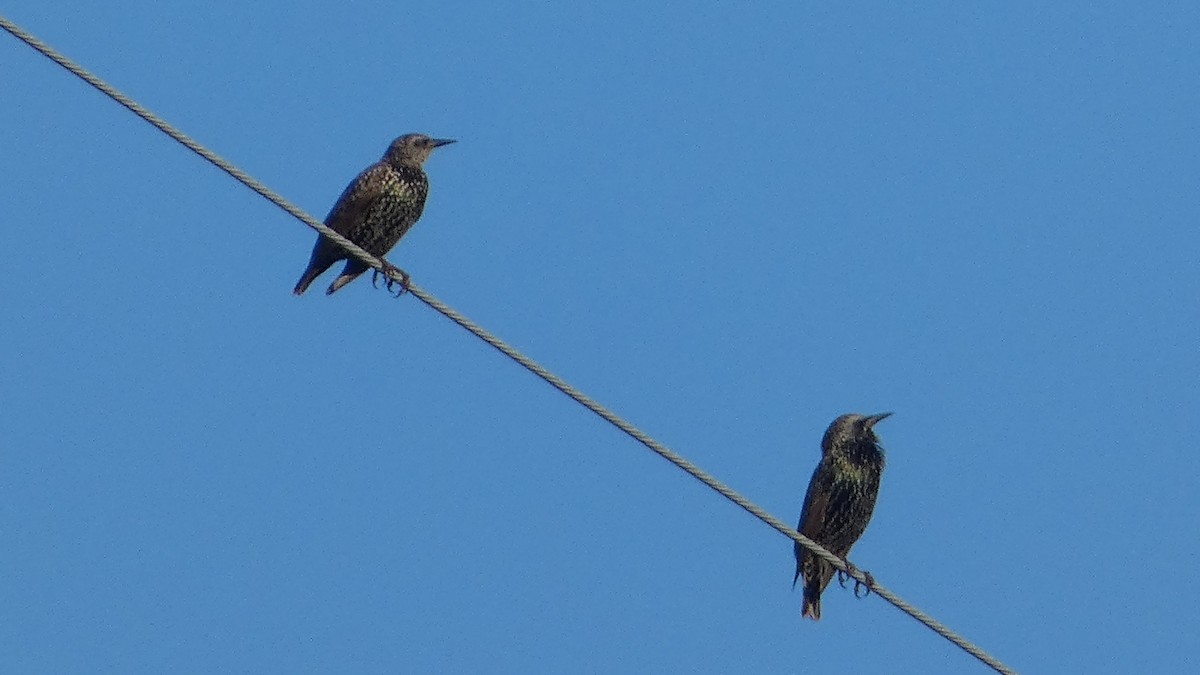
<box><xmin>293</xmin><ymin>133</ymin><xmax>455</xmax><ymax>296</ymax></box>
<box><xmin>793</xmin><ymin>412</ymin><xmax>891</xmax><ymax>620</ymax></box>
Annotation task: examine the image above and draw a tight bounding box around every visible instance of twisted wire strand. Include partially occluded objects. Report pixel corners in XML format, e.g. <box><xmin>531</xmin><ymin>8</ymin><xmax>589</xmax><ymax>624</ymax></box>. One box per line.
<box><xmin>0</xmin><ymin>15</ymin><xmax>385</xmax><ymax>285</ymax></box>
<box><xmin>1</xmin><ymin>14</ymin><xmax>1015</xmax><ymax>675</ymax></box>
<box><xmin>413</xmin><ymin>283</ymin><xmax>1019</xmax><ymax>674</ymax></box>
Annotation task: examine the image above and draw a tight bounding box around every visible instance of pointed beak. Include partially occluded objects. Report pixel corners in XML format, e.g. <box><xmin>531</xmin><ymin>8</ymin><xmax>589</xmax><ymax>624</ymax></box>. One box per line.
<box><xmin>865</xmin><ymin>412</ymin><xmax>893</xmax><ymax>427</ymax></box>
<box><xmin>432</xmin><ymin>138</ymin><xmax>456</xmax><ymax>148</ymax></box>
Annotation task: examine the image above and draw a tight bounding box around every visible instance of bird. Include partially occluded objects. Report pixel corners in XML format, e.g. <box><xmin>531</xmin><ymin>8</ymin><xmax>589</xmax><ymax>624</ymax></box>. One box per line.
<box><xmin>793</xmin><ymin>412</ymin><xmax>891</xmax><ymax>620</ymax></box>
<box><xmin>293</xmin><ymin>133</ymin><xmax>455</xmax><ymax>296</ymax></box>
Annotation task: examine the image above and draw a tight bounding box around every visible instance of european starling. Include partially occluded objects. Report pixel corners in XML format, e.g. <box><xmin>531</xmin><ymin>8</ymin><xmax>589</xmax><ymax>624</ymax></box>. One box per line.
<box><xmin>293</xmin><ymin>133</ymin><xmax>455</xmax><ymax>296</ymax></box>
<box><xmin>793</xmin><ymin>412</ymin><xmax>891</xmax><ymax>620</ymax></box>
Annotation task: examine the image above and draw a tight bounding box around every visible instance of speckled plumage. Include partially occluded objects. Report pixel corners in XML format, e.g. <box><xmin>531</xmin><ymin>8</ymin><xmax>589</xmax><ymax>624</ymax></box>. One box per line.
<box><xmin>793</xmin><ymin>412</ymin><xmax>891</xmax><ymax>620</ymax></box>
<box><xmin>293</xmin><ymin>133</ymin><xmax>454</xmax><ymax>296</ymax></box>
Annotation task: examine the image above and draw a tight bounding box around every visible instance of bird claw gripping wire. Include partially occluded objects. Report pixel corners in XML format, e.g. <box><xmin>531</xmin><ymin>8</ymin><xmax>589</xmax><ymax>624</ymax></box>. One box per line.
<box><xmin>837</xmin><ymin>560</ymin><xmax>875</xmax><ymax>599</ymax></box>
<box><xmin>372</xmin><ymin>264</ymin><xmax>411</xmax><ymax>297</ymax></box>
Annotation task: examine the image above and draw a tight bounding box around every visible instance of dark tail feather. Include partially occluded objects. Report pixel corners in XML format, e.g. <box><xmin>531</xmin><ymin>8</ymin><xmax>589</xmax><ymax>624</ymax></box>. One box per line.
<box><xmin>325</xmin><ymin>259</ymin><xmax>369</xmax><ymax>295</ymax></box>
<box><xmin>799</xmin><ymin>558</ymin><xmax>833</xmax><ymax>621</ymax></box>
<box><xmin>294</xmin><ymin>259</ymin><xmax>335</xmax><ymax>296</ymax></box>
<box><xmin>802</xmin><ymin>584</ymin><xmax>822</xmax><ymax>620</ymax></box>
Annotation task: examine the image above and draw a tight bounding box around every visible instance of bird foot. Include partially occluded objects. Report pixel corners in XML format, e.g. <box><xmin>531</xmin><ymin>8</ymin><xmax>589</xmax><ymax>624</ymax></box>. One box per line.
<box><xmin>854</xmin><ymin>570</ymin><xmax>875</xmax><ymax>598</ymax></box>
<box><xmin>835</xmin><ymin>559</ymin><xmax>855</xmax><ymax>588</ymax></box>
<box><xmin>372</xmin><ymin>263</ymin><xmax>411</xmax><ymax>297</ymax></box>
<box><xmin>836</xmin><ymin>559</ymin><xmax>875</xmax><ymax>599</ymax></box>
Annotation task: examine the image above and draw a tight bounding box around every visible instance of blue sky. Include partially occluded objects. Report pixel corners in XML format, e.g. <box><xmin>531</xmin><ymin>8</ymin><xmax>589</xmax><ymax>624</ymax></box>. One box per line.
<box><xmin>2</xmin><ymin>3</ymin><xmax>1198</xmax><ymax>673</ymax></box>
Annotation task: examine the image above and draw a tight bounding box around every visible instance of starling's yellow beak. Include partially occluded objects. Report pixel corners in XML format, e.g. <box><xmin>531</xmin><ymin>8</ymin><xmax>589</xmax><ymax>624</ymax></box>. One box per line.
<box><xmin>432</xmin><ymin>138</ymin><xmax>457</xmax><ymax>148</ymax></box>
<box><xmin>865</xmin><ymin>412</ymin><xmax>893</xmax><ymax>427</ymax></box>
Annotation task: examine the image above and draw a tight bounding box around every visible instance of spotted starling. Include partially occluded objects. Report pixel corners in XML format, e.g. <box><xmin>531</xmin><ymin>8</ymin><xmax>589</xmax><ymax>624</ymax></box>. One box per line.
<box><xmin>293</xmin><ymin>133</ymin><xmax>455</xmax><ymax>296</ymax></box>
<box><xmin>793</xmin><ymin>412</ymin><xmax>891</xmax><ymax>620</ymax></box>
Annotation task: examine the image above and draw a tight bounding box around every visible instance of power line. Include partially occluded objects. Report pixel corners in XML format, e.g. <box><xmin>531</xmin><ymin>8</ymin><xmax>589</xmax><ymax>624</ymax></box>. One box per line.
<box><xmin>1</xmin><ymin>14</ymin><xmax>1015</xmax><ymax>675</ymax></box>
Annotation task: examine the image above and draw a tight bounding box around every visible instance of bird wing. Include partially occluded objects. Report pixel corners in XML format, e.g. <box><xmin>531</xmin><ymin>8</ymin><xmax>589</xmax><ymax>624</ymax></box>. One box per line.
<box><xmin>798</xmin><ymin>459</ymin><xmax>832</xmax><ymax>539</ymax></box>
<box><xmin>323</xmin><ymin>163</ymin><xmax>391</xmax><ymax>237</ymax></box>
<box><xmin>793</xmin><ymin>459</ymin><xmax>832</xmax><ymax>586</ymax></box>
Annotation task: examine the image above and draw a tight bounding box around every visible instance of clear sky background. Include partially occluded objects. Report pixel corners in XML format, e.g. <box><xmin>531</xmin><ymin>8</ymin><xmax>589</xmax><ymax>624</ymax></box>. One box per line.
<box><xmin>2</xmin><ymin>3</ymin><xmax>1197</xmax><ymax>673</ymax></box>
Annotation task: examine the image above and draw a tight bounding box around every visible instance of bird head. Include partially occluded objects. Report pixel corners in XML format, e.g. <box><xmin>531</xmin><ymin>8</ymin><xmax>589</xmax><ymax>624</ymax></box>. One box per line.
<box><xmin>822</xmin><ymin>412</ymin><xmax>892</xmax><ymax>454</ymax></box>
<box><xmin>385</xmin><ymin>133</ymin><xmax>456</xmax><ymax>166</ymax></box>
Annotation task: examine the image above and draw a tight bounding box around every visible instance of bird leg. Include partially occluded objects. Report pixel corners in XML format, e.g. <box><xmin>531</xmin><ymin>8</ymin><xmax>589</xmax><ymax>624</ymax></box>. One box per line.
<box><xmin>836</xmin><ymin>559</ymin><xmax>875</xmax><ymax>598</ymax></box>
<box><xmin>854</xmin><ymin>570</ymin><xmax>875</xmax><ymax>598</ymax></box>
<box><xmin>372</xmin><ymin>263</ymin><xmax>411</xmax><ymax>297</ymax></box>
<box><xmin>836</xmin><ymin>559</ymin><xmax>854</xmax><ymax>588</ymax></box>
